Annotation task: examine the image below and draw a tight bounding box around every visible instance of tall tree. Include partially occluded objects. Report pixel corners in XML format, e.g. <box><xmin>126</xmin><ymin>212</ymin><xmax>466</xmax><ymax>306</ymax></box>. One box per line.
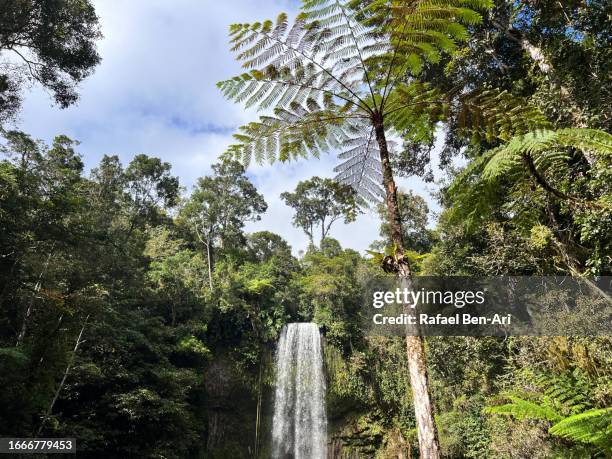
<box><xmin>217</xmin><ymin>0</ymin><xmax>491</xmax><ymax>455</ymax></box>
<box><xmin>487</xmin><ymin>0</ymin><xmax>611</xmax><ymax>129</ymax></box>
<box><xmin>0</xmin><ymin>131</ymin><xmax>87</xmax><ymax>346</ymax></box>
<box><xmin>281</xmin><ymin>176</ymin><xmax>359</xmax><ymax>246</ymax></box>
<box><xmin>123</xmin><ymin>154</ymin><xmax>179</xmax><ymax>234</ymax></box>
<box><xmin>0</xmin><ymin>0</ymin><xmax>102</xmax><ymax>121</ymax></box>
<box><xmin>247</xmin><ymin>231</ymin><xmax>294</xmax><ymax>264</ymax></box>
<box><xmin>414</xmin><ymin>0</ymin><xmax>611</xmax><ymax>172</ymax></box>
<box><xmin>180</xmin><ymin>160</ymin><xmax>267</xmax><ymax>290</ymax></box>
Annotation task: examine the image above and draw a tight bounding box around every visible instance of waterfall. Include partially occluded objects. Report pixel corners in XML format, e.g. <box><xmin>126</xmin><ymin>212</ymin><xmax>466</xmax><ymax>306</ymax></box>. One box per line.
<box><xmin>271</xmin><ymin>323</ymin><xmax>327</xmax><ymax>459</ymax></box>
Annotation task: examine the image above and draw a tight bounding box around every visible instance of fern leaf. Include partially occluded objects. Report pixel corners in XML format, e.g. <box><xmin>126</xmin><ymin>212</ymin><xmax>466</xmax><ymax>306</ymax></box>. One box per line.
<box><xmin>549</xmin><ymin>408</ymin><xmax>612</xmax><ymax>451</ymax></box>
<box><xmin>485</xmin><ymin>394</ymin><xmax>563</xmax><ymax>423</ymax></box>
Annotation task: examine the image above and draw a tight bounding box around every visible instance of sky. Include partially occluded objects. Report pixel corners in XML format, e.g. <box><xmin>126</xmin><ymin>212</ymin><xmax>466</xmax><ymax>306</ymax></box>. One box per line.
<box><xmin>15</xmin><ymin>0</ymin><xmax>448</xmax><ymax>255</ymax></box>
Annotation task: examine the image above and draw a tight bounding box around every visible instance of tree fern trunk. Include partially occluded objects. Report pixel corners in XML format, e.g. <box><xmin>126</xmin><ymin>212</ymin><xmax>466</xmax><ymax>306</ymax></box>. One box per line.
<box><xmin>374</xmin><ymin>119</ymin><xmax>441</xmax><ymax>459</ymax></box>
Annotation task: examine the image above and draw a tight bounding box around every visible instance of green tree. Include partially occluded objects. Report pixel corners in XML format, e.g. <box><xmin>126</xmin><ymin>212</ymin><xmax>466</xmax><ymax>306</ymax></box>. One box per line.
<box><xmin>0</xmin><ymin>0</ymin><xmax>102</xmax><ymax>121</ymax></box>
<box><xmin>123</xmin><ymin>154</ymin><xmax>179</xmax><ymax>235</ymax></box>
<box><xmin>145</xmin><ymin>228</ymin><xmax>209</xmax><ymax>327</ymax></box>
<box><xmin>218</xmin><ymin>1</ymin><xmax>492</xmax><ymax>453</ymax></box>
<box><xmin>0</xmin><ymin>131</ymin><xmax>111</xmax><ymax>437</ymax></box>
<box><xmin>414</xmin><ymin>0</ymin><xmax>610</xmax><ymax>172</ymax></box>
<box><xmin>485</xmin><ymin>0</ymin><xmax>611</xmax><ymax>129</ymax></box>
<box><xmin>180</xmin><ymin>160</ymin><xmax>267</xmax><ymax>290</ymax></box>
<box><xmin>281</xmin><ymin>176</ymin><xmax>359</xmax><ymax>246</ymax></box>
<box><xmin>0</xmin><ymin>131</ymin><xmax>88</xmax><ymax>347</ymax></box>
<box><xmin>247</xmin><ymin>231</ymin><xmax>292</xmax><ymax>262</ymax></box>
<box><xmin>296</xmin><ymin>238</ymin><xmax>365</xmax><ymax>353</ymax></box>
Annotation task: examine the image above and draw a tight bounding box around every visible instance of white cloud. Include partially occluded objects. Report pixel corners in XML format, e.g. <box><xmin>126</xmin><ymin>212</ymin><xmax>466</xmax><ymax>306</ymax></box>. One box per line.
<box><xmin>13</xmin><ymin>0</ymin><xmax>451</xmax><ymax>255</ymax></box>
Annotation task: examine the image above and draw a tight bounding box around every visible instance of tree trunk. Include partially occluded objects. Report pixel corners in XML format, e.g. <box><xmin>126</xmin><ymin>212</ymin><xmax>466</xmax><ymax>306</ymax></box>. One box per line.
<box><xmin>522</xmin><ymin>154</ymin><xmax>600</xmax><ymax>210</ymax></box>
<box><xmin>254</xmin><ymin>356</ymin><xmax>263</xmax><ymax>458</ymax></box>
<box><xmin>493</xmin><ymin>11</ymin><xmax>588</xmax><ymax>129</ymax></box>
<box><xmin>374</xmin><ymin>119</ymin><xmax>441</xmax><ymax>459</ymax></box>
<box><xmin>321</xmin><ymin>216</ymin><xmax>326</xmax><ymax>247</ymax></box>
<box><xmin>543</xmin><ymin>199</ymin><xmax>584</xmax><ymax>275</ymax></box>
<box><xmin>37</xmin><ymin>314</ymin><xmax>89</xmax><ymax>436</ymax></box>
<box><xmin>206</xmin><ymin>241</ymin><xmax>214</xmax><ymax>291</ymax></box>
<box><xmin>194</xmin><ymin>227</ymin><xmax>214</xmax><ymax>291</ymax></box>
<box><xmin>16</xmin><ymin>244</ymin><xmax>55</xmax><ymax>346</ymax></box>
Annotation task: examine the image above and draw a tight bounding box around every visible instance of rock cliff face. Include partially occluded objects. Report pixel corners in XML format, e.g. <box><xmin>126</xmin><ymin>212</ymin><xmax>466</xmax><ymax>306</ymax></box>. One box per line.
<box><xmin>204</xmin><ymin>357</ymin><xmax>256</xmax><ymax>456</ymax></box>
<box><xmin>328</xmin><ymin>420</ymin><xmax>414</xmax><ymax>459</ymax></box>
<box><xmin>325</xmin><ymin>342</ymin><xmax>385</xmax><ymax>459</ymax></box>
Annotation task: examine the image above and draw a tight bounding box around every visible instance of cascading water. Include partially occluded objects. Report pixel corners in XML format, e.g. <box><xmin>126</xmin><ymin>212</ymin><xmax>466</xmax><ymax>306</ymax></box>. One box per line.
<box><xmin>271</xmin><ymin>323</ymin><xmax>327</xmax><ymax>459</ymax></box>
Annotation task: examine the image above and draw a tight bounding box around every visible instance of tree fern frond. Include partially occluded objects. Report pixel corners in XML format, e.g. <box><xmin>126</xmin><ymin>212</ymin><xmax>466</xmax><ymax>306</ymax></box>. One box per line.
<box><xmin>531</xmin><ymin>368</ymin><xmax>596</xmax><ymax>415</ymax></box>
<box><xmin>334</xmin><ymin>125</ymin><xmax>385</xmax><ymax>202</ymax></box>
<box><xmin>226</xmin><ymin>104</ymin><xmax>367</xmax><ymax>166</ymax></box>
<box><xmin>446</xmin><ymin>148</ymin><xmax>497</xmax><ymax>218</ymax></box>
<box><xmin>480</xmin><ymin>128</ymin><xmax>612</xmax><ymax>181</ymax></box>
<box><xmin>223</xmin><ymin>0</ymin><xmax>491</xmax><ymax>119</ymax></box>
<box><xmin>220</xmin><ymin>0</ymin><xmax>493</xmax><ymax>207</ymax></box>
<box><xmin>549</xmin><ymin>408</ymin><xmax>612</xmax><ymax>451</ymax></box>
<box><xmin>365</xmin><ymin>0</ymin><xmax>492</xmax><ymax>69</ymax></box>
<box><xmin>456</xmin><ymin>89</ymin><xmax>551</xmax><ymax>142</ymax></box>
<box><xmin>484</xmin><ymin>368</ymin><xmax>611</xmax><ymax>452</ymax></box>
<box><xmin>485</xmin><ymin>394</ymin><xmax>563</xmax><ymax>423</ymax></box>
<box><xmin>554</xmin><ymin>128</ymin><xmax>612</xmax><ymax>158</ymax></box>
<box><xmin>480</xmin><ymin>145</ymin><xmax>524</xmax><ymax>181</ymax></box>
<box><xmin>384</xmin><ymin>82</ymin><xmax>446</xmax><ymax>132</ymax></box>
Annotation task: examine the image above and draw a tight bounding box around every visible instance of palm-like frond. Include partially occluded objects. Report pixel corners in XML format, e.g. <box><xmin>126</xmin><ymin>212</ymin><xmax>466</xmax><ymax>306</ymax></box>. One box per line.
<box><xmin>456</xmin><ymin>89</ymin><xmax>552</xmax><ymax>143</ymax></box>
<box><xmin>447</xmin><ymin>127</ymin><xmax>612</xmax><ymax>228</ymax></box>
<box><xmin>486</xmin><ymin>369</ymin><xmax>611</xmax><ymax>452</ymax></box>
<box><xmin>487</xmin><ymin>398</ymin><xmax>612</xmax><ymax>451</ymax></box>
<box><xmin>487</xmin><ymin>383</ymin><xmax>611</xmax><ymax>453</ymax></box>
<box><xmin>549</xmin><ymin>408</ymin><xmax>612</xmax><ymax>451</ymax></box>
<box><xmin>531</xmin><ymin>369</ymin><xmax>595</xmax><ymax>416</ymax></box>
<box><xmin>225</xmin><ymin>102</ymin><xmax>367</xmax><ymax>165</ymax></box>
<box><xmin>366</xmin><ymin>0</ymin><xmax>491</xmax><ymax>74</ymax></box>
<box><xmin>333</xmin><ymin>125</ymin><xmax>385</xmax><ymax>201</ymax></box>
<box><xmin>219</xmin><ymin>8</ymin><xmax>377</xmax><ymax>113</ymax></box>
<box><xmin>383</xmin><ymin>81</ymin><xmax>447</xmax><ymax>137</ymax></box>
<box><xmin>485</xmin><ymin>394</ymin><xmax>563</xmax><ymax>422</ymax></box>
<box><xmin>450</xmin><ymin>128</ymin><xmax>612</xmax><ymax>202</ymax></box>
<box><xmin>481</xmin><ymin>128</ymin><xmax>612</xmax><ymax>181</ymax></box>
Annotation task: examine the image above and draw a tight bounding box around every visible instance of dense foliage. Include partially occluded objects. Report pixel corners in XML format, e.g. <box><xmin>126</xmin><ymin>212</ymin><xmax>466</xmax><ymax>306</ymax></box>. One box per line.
<box><xmin>0</xmin><ymin>0</ymin><xmax>102</xmax><ymax>121</ymax></box>
<box><xmin>0</xmin><ymin>0</ymin><xmax>610</xmax><ymax>458</ymax></box>
<box><xmin>281</xmin><ymin>177</ymin><xmax>360</xmax><ymax>247</ymax></box>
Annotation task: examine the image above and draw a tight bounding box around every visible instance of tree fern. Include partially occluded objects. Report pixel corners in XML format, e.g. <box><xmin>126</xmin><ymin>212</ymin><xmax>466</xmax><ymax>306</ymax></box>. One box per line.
<box><xmin>532</xmin><ymin>368</ymin><xmax>595</xmax><ymax>416</ymax></box>
<box><xmin>485</xmin><ymin>394</ymin><xmax>563</xmax><ymax>422</ymax></box>
<box><xmin>218</xmin><ymin>0</ymin><xmax>492</xmax><ymax>202</ymax></box>
<box><xmin>487</xmin><ymin>399</ymin><xmax>612</xmax><ymax>452</ymax></box>
<box><xmin>481</xmin><ymin>128</ymin><xmax>612</xmax><ymax>181</ymax></box>
<box><xmin>455</xmin><ymin>88</ymin><xmax>551</xmax><ymax>143</ymax></box>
